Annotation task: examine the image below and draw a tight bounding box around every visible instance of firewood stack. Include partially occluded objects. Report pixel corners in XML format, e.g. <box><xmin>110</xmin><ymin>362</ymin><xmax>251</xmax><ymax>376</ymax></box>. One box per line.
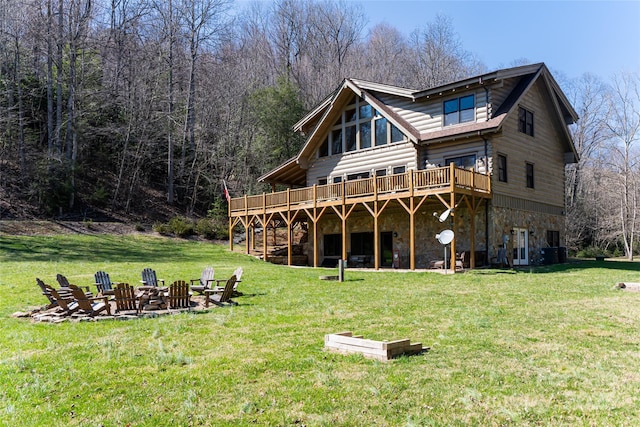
<box><xmin>137</xmin><ymin>286</ymin><xmax>168</xmax><ymax>310</ymax></box>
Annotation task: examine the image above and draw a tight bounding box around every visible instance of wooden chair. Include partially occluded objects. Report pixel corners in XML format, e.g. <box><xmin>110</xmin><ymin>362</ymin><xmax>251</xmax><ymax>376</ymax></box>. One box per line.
<box><xmin>168</xmin><ymin>280</ymin><xmax>192</xmax><ymax>310</ymax></box>
<box><xmin>94</xmin><ymin>271</ymin><xmax>115</xmax><ymax>296</ymax></box>
<box><xmin>43</xmin><ymin>283</ymin><xmax>79</xmax><ymax>315</ymax></box>
<box><xmin>141</xmin><ymin>268</ymin><xmax>165</xmax><ymax>287</ymax></box>
<box><xmin>36</xmin><ymin>278</ymin><xmax>58</xmax><ymax>309</ymax></box>
<box><xmin>113</xmin><ymin>283</ymin><xmax>139</xmax><ymax>313</ymax></box>
<box><xmin>68</xmin><ymin>285</ymin><xmax>111</xmax><ymax>316</ymax></box>
<box><xmin>214</xmin><ymin>267</ymin><xmax>243</xmax><ymax>297</ymax></box>
<box><xmin>205</xmin><ymin>275</ymin><xmax>238</xmax><ymax>308</ymax></box>
<box><xmin>56</xmin><ymin>274</ymin><xmax>92</xmax><ymax>296</ymax></box>
<box><xmin>190</xmin><ymin>267</ymin><xmax>214</xmax><ymax>295</ymax></box>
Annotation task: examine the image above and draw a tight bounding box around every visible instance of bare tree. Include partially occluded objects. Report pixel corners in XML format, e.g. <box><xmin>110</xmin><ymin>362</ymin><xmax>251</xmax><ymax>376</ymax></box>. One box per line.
<box><xmin>407</xmin><ymin>14</ymin><xmax>476</xmax><ymax>88</ymax></box>
<box><xmin>564</xmin><ymin>74</ymin><xmax>611</xmax><ymax>251</ymax></box>
<box><xmin>606</xmin><ymin>73</ymin><xmax>640</xmax><ymax>260</ymax></box>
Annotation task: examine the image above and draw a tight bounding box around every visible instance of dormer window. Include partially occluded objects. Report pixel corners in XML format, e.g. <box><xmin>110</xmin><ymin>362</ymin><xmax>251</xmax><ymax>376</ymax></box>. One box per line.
<box><xmin>444</xmin><ymin>94</ymin><xmax>475</xmax><ymax>126</ymax></box>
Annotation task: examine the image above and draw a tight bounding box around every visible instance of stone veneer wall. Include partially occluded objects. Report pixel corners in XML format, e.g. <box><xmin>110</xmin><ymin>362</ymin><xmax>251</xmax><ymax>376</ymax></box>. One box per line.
<box><xmin>488</xmin><ymin>205</ymin><xmax>565</xmax><ymax>265</ymax></box>
<box><xmin>307</xmin><ymin>202</ymin><xmax>489</xmax><ymax>269</ymax></box>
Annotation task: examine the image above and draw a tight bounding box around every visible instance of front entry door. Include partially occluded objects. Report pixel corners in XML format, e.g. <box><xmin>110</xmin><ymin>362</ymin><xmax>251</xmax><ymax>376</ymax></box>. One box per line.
<box><xmin>512</xmin><ymin>228</ymin><xmax>529</xmax><ymax>266</ymax></box>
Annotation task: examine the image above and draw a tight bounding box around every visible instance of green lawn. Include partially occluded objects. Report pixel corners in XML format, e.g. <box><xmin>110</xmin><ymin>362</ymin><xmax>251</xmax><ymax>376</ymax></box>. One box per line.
<box><xmin>1</xmin><ymin>233</ymin><xmax>639</xmax><ymax>426</ymax></box>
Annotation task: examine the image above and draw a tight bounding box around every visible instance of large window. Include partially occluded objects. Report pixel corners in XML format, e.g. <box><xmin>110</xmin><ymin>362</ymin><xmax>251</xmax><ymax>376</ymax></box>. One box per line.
<box><xmin>526</xmin><ymin>162</ymin><xmax>534</xmax><ymax>188</ymax></box>
<box><xmin>446</xmin><ymin>154</ymin><xmax>476</xmax><ymax>170</ymax></box>
<box><xmin>320</xmin><ymin>97</ymin><xmax>406</xmax><ymax>157</ymax></box>
<box><xmin>444</xmin><ymin>94</ymin><xmax>475</xmax><ymax>126</ymax></box>
<box><xmin>498</xmin><ymin>154</ymin><xmax>508</xmax><ymax>182</ymax></box>
<box><xmin>350</xmin><ymin>232</ymin><xmax>374</xmax><ymax>256</ymax></box>
<box><xmin>324</xmin><ymin>234</ymin><xmax>341</xmax><ymax>256</ymax></box>
<box><xmin>519</xmin><ymin>107</ymin><xmax>534</xmax><ymax>136</ymax></box>
<box><xmin>375</xmin><ymin>116</ymin><xmax>388</xmax><ymax>146</ymax></box>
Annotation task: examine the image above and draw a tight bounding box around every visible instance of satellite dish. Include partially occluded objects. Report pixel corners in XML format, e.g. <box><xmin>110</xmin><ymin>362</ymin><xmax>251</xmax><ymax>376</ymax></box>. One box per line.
<box><xmin>438</xmin><ymin>208</ymin><xmax>453</xmax><ymax>222</ymax></box>
<box><xmin>436</xmin><ymin>229</ymin><xmax>454</xmax><ymax>245</ymax></box>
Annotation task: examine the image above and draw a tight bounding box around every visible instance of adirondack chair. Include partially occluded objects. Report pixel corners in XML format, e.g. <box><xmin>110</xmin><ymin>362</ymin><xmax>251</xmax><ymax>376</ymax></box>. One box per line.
<box><xmin>43</xmin><ymin>283</ymin><xmax>79</xmax><ymax>315</ymax></box>
<box><xmin>168</xmin><ymin>280</ymin><xmax>192</xmax><ymax>310</ymax></box>
<box><xmin>190</xmin><ymin>267</ymin><xmax>215</xmax><ymax>295</ymax></box>
<box><xmin>205</xmin><ymin>275</ymin><xmax>238</xmax><ymax>308</ymax></box>
<box><xmin>68</xmin><ymin>285</ymin><xmax>111</xmax><ymax>316</ymax></box>
<box><xmin>141</xmin><ymin>268</ymin><xmax>165</xmax><ymax>287</ymax></box>
<box><xmin>214</xmin><ymin>267</ymin><xmax>243</xmax><ymax>297</ymax></box>
<box><xmin>36</xmin><ymin>278</ymin><xmax>58</xmax><ymax>308</ymax></box>
<box><xmin>56</xmin><ymin>274</ymin><xmax>92</xmax><ymax>296</ymax></box>
<box><xmin>113</xmin><ymin>283</ymin><xmax>139</xmax><ymax>314</ymax></box>
<box><xmin>94</xmin><ymin>271</ymin><xmax>115</xmax><ymax>295</ymax></box>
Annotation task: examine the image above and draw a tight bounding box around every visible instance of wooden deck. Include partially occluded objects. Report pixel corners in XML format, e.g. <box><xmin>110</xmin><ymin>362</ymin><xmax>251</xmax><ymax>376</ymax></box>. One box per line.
<box><xmin>229</xmin><ymin>164</ymin><xmax>492</xmax><ymax>271</ymax></box>
<box><xmin>229</xmin><ymin>164</ymin><xmax>491</xmax><ymax>217</ymax></box>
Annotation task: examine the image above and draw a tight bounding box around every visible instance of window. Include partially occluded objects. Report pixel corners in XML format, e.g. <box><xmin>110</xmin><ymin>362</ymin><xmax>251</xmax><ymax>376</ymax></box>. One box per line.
<box><xmin>392</xmin><ymin>166</ymin><xmax>406</xmax><ymax>175</ymax></box>
<box><xmin>345</xmin><ymin>125</ymin><xmax>356</xmax><ymax>152</ymax></box>
<box><xmin>375</xmin><ymin>117</ymin><xmax>388</xmax><ymax>146</ymax></box>
<box><xmin>360</xmin><ymin>122</ymin><xmax>371</xmax><ymax>149</ymax></box>
<box><xmin>331</xmin><ymin>129</ymin><xmax>343</xmax><ymax>154</ymax></box>
<box><xmin>324</xmin><ymin>234</ymin><xmax>341</xmax><ymax>256</ymax></box>
<box><xmin>347</xmin><ymin>172</ymin><xmax>370</xmax><ymax>181</ymax></box>
<box><xmin>390</xmin><ymin>124</ymin><xmax>403</xmax><ymax>143</ymax></box>
<box><xmin>350</xmin><ymin>232</ymin><xmax>374</xmax><ymax>256</ymax></box>
<box><xmin>333</xmin><ymin>176</ymin><xmax>342</xmax><ymax>183</ymax></box>
<box><xmin>444</xmin><ymin>94</ymin><xmax>474</xmax><ymax>126</ymax></box>
<box><xmin>318</xmin><ymin>97</ymin><xmax>406</xmax><ymax>157</ymax></box>
<box><xmin>519</xmin><ymin>107</ymin><xmax>534</xmax><ymax>136</ymax></box>
<box><xmin>547</xmin><ymin>230</ymin><xmax>560</xmax><ymax>247</ymax></box>
<box><xmin>498</xmin><ymin>154</ymin><xmax>508</xmax><ymax>182</ymax></box>
<box><xmin>318</xmin><ymin>177</ymin><xmax>327</xmax><ymax>185</ymax></box>
<box><xmin>375</xmin><ymin>168</ymin><xmax>387</xmax><ymax>176</ymax></box>
<box><xmin>446</xmin><ymin>154</ymin><xmax>476</xmax><ymax>170</ymax></box>
<box><xmin>526</xmin><ymin>162</ymin><xmax>534</xmax><ymax>188</ymax></box>
<box><xmin>319</xmin><ymin>139</ymin><xmax>328</xmax><ymax>157</ymax></box>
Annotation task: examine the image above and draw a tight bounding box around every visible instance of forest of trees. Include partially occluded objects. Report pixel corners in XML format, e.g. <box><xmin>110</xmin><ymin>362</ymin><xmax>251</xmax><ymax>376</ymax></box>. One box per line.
<box><xmin>0</xmin><ymin>0</ymin><xmax>638</xmax><ymax>257</ymax></box>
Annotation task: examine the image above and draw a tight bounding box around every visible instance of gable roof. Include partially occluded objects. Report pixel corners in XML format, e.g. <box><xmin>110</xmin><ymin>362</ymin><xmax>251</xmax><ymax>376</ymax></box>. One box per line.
<box><xmin>260</xmin><ymin>63</ymin><xmax>579</xmax><ymax>185</ymax></box>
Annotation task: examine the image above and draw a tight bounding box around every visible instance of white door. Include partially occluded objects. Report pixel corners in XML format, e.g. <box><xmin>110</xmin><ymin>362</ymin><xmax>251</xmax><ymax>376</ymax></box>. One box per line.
<box><xmin>512</xmin><ymin>228</ymin><xmax>529</xmax><ymax>266</ymax></box>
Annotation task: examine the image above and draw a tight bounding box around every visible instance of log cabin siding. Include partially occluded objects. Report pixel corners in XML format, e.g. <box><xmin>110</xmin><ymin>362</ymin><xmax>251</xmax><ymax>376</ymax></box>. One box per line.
<box><xmin>306</xmin><ymin>140</ymin><xmax>418</xmax><ymax>185</ymax></box>
<box><xmin>490</xmin><ymin>78</ymin><xmax>520</xmax><ymax>110</ymax></box>
<box><xmin>376</xmin><ymin>89</ymin><xmax>488</xmax><ymax>134</ymax></box>
<box><xmin>490</xmin><ymin>79</ymin><xmax>566</xmax><ymax>207</ymax></box>
<box><xmin>420</xmin><ymin>139</ymin><xmax>489</xmax><ymax>172</ymax></box>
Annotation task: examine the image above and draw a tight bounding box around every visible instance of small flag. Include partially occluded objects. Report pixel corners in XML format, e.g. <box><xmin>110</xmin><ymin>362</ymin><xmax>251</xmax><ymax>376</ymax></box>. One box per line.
<box><xmin>223</xmin><ymin>180</ymin><xmax>230</xmax><ymax>202</ymax></box>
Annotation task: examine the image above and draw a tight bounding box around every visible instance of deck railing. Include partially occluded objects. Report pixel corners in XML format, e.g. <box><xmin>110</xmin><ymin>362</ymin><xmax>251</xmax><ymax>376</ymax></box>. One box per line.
<box><xmin>229</xmin><ymin>165</ymin><xmax>491</xmax><ymax>214</ymax></box>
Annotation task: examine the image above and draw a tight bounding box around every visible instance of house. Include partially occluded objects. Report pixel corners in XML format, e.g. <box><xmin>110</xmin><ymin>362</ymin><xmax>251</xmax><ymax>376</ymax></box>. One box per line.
<box><xmin>228</xmin><ymin>63</ymin><xmax>578</xmax><ymax>270</ymax></box>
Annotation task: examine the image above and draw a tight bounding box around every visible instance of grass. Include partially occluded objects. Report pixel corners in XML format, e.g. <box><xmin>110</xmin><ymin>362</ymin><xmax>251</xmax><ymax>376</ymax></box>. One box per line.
<box><xmin>1</xmin><ymin>233</ymin><xmax>640</xmax><ymax>425</ymax></box>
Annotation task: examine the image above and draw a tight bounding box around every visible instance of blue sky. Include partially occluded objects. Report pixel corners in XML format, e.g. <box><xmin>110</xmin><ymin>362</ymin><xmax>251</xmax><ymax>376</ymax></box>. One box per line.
<box><xmin>359</xmin><ymin>0</ymin><xmax>640</xmax><ymax>80</ymax></box>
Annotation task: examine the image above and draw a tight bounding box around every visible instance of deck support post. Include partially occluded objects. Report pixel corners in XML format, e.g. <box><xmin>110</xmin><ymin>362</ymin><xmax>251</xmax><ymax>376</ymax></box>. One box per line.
<box><xmin>409</xmin><ymin>171</ymin><xmax>415</xmax><ymax>270</ymax></box>
<box><xmin>262</xmin><ymin>193</ymin><xmax>267</xmax><ymax>262</ymax></box>
<box><xmin>450</xmin><ymin>191</ymin><xmax>456</xmax><ymax>272</ymax></box>
<box><xmin>313</xmin><ymin>185</ymin><xmax>318</xmax><ymax>268</ymax></box>
<box><xmin>287</xmin><ymin>188</ymin><xmax>292</xmax><ymax>266</ymax></box>
<box><xmin>341</xmin><ymin>180</ymin><xmax>347</xmax><ymax>262</ymax></box>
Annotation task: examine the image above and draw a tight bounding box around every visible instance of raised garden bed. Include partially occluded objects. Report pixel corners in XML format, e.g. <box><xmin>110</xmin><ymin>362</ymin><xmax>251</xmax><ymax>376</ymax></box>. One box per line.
<box><xmin>324</xmin><ymin>331</ymin><xmax>427</xmax><ymax>361</ymax></box>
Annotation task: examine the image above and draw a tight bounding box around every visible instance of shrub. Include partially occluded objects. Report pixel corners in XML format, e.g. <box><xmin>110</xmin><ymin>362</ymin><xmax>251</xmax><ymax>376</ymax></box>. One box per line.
<box><xmin>168</xmin><ymin>216</ymin><xmax>195</xmax><ymax>238</ymax></box>
<box><xmin>195</xmin><ymin>218</ymin><xmax>217</xmax><ymax>239</ymax></box>
<box><xmin>576</xmin><ymin>246</ymin><xmax>605</xmax><ymax>258</ymax></box>
<box><xmin>152</xmin><ymin>222</ymin><xmax>172</xmax><ymax>235</ymax></box>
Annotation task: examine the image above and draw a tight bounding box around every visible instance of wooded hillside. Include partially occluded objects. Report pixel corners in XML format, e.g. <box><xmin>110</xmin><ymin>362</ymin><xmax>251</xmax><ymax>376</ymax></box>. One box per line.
<box><xmin>0</xmin><ymin>0</ymin><xmax>638</xmax><ymax>256</ymax></box>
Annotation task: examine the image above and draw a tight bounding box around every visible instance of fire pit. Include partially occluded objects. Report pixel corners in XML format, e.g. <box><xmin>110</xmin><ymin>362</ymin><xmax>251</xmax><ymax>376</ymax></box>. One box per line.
<box><xmin>136</xmin><ymin>286</ymin><xmax>168</xmax><ymax>311</ymax></box>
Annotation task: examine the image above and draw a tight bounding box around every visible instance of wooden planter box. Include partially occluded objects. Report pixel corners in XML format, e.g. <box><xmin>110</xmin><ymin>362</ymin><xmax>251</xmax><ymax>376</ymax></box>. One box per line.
<box><xmin>324</xmin><ymin>331</ymin><xmax>426</xmax><ymax>361</ymax></box>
